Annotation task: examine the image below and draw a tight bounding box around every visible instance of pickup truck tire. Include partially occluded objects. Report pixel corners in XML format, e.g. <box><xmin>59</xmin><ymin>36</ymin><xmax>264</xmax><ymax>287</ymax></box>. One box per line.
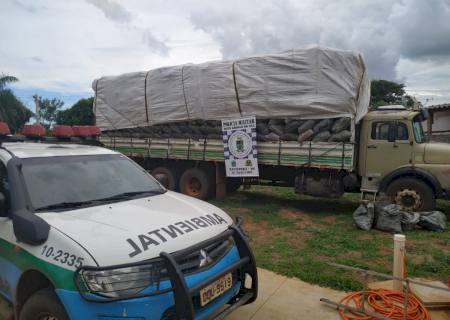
<box><xmin>179</xmin><ymin>168</ymin><xmax>213</xmax><ymax>200</ymax></box>
<box><xmin>19</xmin><ymin>289</ymin><xmax>69</xmax><ymax>320</ymax></box>
<box><xmin>152</xmin><ymin>166</ymin><xmax>179</xmax><ymax>191</ymax></box>
<box><xmin>386</xmin><ymin>178</ymin><xmax>435</xmax><ymax>211</ymax></box>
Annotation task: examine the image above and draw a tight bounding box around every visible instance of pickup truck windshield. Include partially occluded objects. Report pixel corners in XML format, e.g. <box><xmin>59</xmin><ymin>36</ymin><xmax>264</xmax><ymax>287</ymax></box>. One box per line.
<box><xmin>413</xmin><ymin>117</ymin><xmax>426</xmax><ymax>144</ymax></box>
<box><xmin>20</xmin><ymin>154</ymin><xmax>165</xmax><ymax>211</ymax></box>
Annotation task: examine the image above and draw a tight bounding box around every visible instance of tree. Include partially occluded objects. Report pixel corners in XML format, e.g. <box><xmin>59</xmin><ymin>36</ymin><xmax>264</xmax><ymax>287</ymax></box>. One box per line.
<box><xmin>37</xmin><ymin>97</ymin><xmax>64</xmax><ymax>128</ymax></box>
<box><xmin>370</xmin><ymin>80</ymin><xmax>414</xmax><ymax>108</ymax></box>
<box><xmin>0</xmin><ymin>74</ymin><xmax>18</xmax><ymax>90</ymax></box>
<box><xmin>0</xmin><ymin>74</ymin><xmax>32</xmax><ymax>132</ymax></box>
<box><xmin>56</xmin><ymin>97</ymin><xmax>95</xmax><ymax>125</ymax></box>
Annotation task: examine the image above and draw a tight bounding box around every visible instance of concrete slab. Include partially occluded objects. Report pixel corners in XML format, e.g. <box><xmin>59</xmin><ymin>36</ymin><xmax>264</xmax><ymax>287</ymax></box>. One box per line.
<box><xmin>226</xmin><ymin>268</ymin><xmax>343</xmax><ymax>320</ymax></box>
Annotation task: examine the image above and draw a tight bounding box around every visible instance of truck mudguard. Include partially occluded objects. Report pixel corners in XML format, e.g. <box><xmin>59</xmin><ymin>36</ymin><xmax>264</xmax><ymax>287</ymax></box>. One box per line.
<box><xmin>379</xmin><ymin>167</ymin><xmax>443</xmax><ymax>195</ymax></box>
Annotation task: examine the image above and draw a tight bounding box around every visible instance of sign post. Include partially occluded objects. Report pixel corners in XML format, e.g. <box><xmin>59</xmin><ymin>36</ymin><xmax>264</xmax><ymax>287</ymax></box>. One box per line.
<box><xmin>221</xmin><ymin>116</ymin><xmax>259</xmax><ymax>177</ymax></box>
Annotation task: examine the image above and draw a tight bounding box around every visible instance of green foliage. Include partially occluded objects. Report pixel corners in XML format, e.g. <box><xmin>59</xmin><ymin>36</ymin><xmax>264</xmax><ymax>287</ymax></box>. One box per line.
<box><xmin>0</xmin><ymin>74</ymin><xmax>32</xmax><ymax>133</ymax></box>
<box><xmin>0</xmin><ymin>89</ymin><xmax>33</xmax><ymax>133</ymax></box>
<box><xmin>0</xmin><ymin>74</ymin><xmax>18</xmax><ymax>90</ymax></box>
<box><xmin>370</xmin><ymin>79</ymin><xmax>414</xmax><ymax>108</ymax></box>
<box><xmin>37</xmin><ymin>96</ymin><xmax>64</xmax><ymax>128</ymax></box>
<box><xmin>56</xmin><ymin>97</ymin><xmax>94</xmax><ymax>125</ymax></box>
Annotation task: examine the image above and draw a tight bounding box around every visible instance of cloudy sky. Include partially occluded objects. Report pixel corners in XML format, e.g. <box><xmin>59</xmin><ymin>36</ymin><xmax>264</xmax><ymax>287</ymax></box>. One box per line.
<box><xmin>1</xmin><ymin>0</ymin><xmax>449</xmax><ymax>110</ymax></box>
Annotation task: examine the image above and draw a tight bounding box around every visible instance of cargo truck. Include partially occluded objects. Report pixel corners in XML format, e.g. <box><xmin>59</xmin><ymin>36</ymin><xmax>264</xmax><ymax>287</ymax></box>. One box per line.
<box><xmin>93</xmin><ymin>47</ymin><xmax>450</xmax><ymax>211</ymax></box>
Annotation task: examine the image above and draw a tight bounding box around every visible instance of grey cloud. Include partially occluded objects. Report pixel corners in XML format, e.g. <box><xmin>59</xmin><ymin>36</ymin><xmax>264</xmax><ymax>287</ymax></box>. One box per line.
<box><xmin>85</xmin><ymin>0</ymin><xmax>132</xmax><ymax>24</ymax></box>
<box><xmin>142</xmin><ymin>29</ymin><xmax>169</xmax><ymax>56</ymax></box>
<box><xmin>189</xmin><ymin>0</ymin><xmax>449</xmax><ymax>82</ymax></box>
<box><xmin>85</xmin><ymin>0</ymin><xmax>168</xmax><ymax>56</ymax></box>
<box><xmin>390</xmin><ymin>0</ymin><xmax>450</xmax><ymax>59</ymax></box>
<box><xmin>31</xmin><ymin>56</ymin><xmax>42</xmax><ymax>62</ymax></box>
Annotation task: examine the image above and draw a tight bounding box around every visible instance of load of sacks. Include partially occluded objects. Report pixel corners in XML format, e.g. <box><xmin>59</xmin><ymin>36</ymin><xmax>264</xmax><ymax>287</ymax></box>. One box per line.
<box><xmin>104</xmin><ymin>117</ymin><xmax>352</xmax><ymax>143</ymax></box>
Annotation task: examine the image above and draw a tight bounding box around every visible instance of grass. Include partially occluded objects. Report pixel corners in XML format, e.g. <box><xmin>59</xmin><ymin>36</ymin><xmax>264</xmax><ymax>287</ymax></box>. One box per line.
<box><xmin>209</xmin><ymin>186</ymin><xmax>450</xmax><ymax>292</ymax></box>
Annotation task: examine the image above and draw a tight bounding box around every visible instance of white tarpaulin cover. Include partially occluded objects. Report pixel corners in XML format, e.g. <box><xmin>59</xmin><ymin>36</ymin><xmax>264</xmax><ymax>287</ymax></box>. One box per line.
<box><xmin>93</xmin><ymin>46</ymin><xmax>370</xmax><ymax>131</ymax></box>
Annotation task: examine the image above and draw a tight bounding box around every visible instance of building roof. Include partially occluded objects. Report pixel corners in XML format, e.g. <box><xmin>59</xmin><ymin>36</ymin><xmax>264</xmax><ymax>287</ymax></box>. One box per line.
<box><xmin>0</xmin><ymin>142</ymin><xmax>117</xmax><ymax>159</ymax></box>
<box><xmin>428</xmin><ymin>103</ymin><xmax>450</xmax><ymax>111</ymax></box>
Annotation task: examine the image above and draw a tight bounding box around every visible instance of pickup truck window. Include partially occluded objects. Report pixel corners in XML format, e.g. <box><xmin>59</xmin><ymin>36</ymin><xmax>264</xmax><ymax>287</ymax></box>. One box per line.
<box><xmin>371</xmin><ymin>121</ymin><xmax>408</xmax><ymax>141</ymax></box>
<box><xmin>20</xmin><ymin>154</ymin><xmax>165</xmax><ymax>212</ymax></box>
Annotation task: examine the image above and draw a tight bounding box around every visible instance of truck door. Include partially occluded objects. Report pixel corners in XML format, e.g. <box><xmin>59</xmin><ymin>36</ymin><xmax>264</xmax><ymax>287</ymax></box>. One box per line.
<box><xmin>364</xmin><ymin>121</ymin><xmax>412</xmax><ymax>185</ymax></box>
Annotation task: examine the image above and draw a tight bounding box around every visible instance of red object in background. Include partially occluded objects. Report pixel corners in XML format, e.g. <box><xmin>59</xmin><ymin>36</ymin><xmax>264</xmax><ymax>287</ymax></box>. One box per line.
<box><xmin>88</xmin><ymin>126</ymin><xmax>101</xmax><ymax>136</ymax></box>
<box><xmin>72</xmin><ymin>126</ymin><xmax>92</xmax><ymax>137</ymax></box>
<box><xmin>53</xmin><ymin>125</ymin><xmax>74</xmax><ymax>138</ymax></box>
<box><xmin>22</xmin><ymin>124</ymin><xmax>45</xmax><ymax>137</ymax></box>
<box><xmin>0</xmin><ymin>122</ymin><xmax>11</xmax><ymax>135</ymax></box>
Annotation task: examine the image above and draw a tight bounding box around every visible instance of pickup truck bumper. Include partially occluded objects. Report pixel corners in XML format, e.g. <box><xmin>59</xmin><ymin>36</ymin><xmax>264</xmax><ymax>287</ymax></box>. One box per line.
<box><xmin>65</xmin><ymin>224</ymin><xmax>257</xmax><ymax>320</ymax></box>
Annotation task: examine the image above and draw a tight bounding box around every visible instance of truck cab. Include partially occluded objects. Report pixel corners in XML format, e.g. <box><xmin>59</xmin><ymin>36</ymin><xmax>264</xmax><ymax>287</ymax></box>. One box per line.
<box><xmin>358</xmin><ymin>107</ymin><xmax>450</xmax><ymax>210</ymax></box>
<box><xmin>0</xmin><ymin>140</ymin><xmax>257</xmax><ymax>320</ymax></box>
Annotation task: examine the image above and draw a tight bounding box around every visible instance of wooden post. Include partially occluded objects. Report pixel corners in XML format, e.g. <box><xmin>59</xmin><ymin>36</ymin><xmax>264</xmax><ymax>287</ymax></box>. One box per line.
<box><xmin>215</xmin><ymin>163</ymin><xmax>226</xmax><ymax>200</ymax></box>
<box><xmin>393</xmin><ymin>234</ymin><xmax>406</xmax><ymax>291</ymax></box>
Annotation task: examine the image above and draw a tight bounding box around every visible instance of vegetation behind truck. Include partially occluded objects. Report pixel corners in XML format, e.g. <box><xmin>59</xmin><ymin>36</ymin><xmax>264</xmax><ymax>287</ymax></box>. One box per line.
<box><xmin>93</xmin><ymin>47</ymin><xmax>450</xmax><ymax>211</ymax></box>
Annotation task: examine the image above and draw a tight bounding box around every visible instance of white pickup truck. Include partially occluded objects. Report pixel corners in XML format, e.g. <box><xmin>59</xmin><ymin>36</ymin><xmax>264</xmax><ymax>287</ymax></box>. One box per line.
<box><xmin>0</xmin><ymin>140</ymin><xmax>257</xmax><ymax>320</ymax></box>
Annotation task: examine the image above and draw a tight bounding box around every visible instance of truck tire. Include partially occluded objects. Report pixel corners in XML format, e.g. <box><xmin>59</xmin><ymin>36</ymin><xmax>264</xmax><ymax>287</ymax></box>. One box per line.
<box><xmin>152</xmin><ymin>166</ymin><xmax>179</xmax><ymax>191</ymax></box>
<box><xmin>386</xmin><ymin>178</ymin><xmax>436</xmax><ymax>211</ymax></box>
<box><xmin>179</xmin><ymin>168</ymin><xmax>213</xmax><ymax>200</ymax></box>
<box><xmin>19</xmin><ymin>289</ymin><xmax>69</xmax><ymax>320</ymax></box>
<box><xmin>226</xmin><ymin>177</ymin><xmax>243</xmax><ymax>193</ymax></box>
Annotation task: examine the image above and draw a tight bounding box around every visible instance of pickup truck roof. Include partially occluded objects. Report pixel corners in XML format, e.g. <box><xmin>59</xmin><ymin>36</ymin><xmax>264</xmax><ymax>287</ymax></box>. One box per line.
<box><xmin>0</xmin><ymin>142</ymin><xmax>117</xmax><ymax>159</ymax></box>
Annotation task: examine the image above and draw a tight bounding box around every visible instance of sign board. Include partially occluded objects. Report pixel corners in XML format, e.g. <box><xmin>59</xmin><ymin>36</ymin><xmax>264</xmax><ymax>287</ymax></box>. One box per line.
<box><xmin>221</xmin><ymin>116</ymin><xmax>259</xmax><ymax>177</ymax></box>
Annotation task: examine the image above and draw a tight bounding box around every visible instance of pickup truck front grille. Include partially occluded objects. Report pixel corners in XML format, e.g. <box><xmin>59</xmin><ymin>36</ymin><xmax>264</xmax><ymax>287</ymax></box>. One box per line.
<box><xmin>174</xmin><ymin>237</ymin><xmax>234</xmax><ymax>275</ymax></box>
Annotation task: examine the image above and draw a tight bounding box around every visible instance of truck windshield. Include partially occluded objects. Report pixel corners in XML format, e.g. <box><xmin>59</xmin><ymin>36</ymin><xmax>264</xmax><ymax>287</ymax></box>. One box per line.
<box><xmin>412</xmin><ymin>118</ymin><xmax>426</xmax><ymax>144</ymax></box>
<box><xmin>20</xmin><ymin>154</ymin><xmax>165</xmax><ymax>212</ymax></box>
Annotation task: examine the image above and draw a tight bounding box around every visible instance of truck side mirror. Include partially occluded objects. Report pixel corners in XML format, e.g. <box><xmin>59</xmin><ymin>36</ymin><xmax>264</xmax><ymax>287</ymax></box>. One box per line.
<box><xmin>387</xmin><ymin>124</ymin><xmax>396</xmax><ymax>142</ymax></box>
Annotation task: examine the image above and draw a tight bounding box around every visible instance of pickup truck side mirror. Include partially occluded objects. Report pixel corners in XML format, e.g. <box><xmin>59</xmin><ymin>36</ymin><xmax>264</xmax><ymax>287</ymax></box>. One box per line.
<box><xmin>387</xmin><ymin>124</ymin><xmax>396</xmax><ymax>142</ymax></box>
<box><xmin>153</xmin><ymin>173</ymin><xmax>169</xmax><ymax>188</ymax></box>
<box><xmin>12</xmin><ymin>209</ymin><xmax>50</xmax><ymax>245</ymax></box>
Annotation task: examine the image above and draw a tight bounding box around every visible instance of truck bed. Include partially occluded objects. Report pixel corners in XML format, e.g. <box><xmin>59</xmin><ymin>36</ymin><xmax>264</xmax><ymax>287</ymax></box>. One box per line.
<box><xmin>100</xmin><ymin>136</ymin><xmax>355</xmax><ymax>171</ymax></box>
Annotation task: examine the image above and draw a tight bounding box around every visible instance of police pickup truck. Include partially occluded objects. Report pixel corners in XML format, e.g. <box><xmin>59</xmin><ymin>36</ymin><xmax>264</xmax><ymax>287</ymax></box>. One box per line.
<box><xmin>0</xmin><ymin>139</ymin><xmax>257</xmax><ymax>319</ymax></box>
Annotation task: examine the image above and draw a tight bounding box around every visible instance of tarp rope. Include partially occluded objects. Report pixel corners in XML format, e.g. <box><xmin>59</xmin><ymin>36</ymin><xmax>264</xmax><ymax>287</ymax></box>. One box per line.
<box><xmin>337</xmin><ymin>257</ymin><xmax>431</xmax><ymax>320</ymax></box>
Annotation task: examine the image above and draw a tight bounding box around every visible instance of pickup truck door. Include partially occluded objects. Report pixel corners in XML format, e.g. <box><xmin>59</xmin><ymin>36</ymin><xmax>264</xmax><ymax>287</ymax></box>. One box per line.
<box><xmin>364</xmin><ymin>121</ymin><xmax>412</xmax><ymax>186</ymax></box>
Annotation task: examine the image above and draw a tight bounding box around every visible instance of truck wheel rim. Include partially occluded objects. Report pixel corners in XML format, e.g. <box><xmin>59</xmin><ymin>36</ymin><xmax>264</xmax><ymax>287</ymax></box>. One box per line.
<box><xmin>187</xmin><ymin>177</ymin><xmax>201</xmax><ymax>196</ymax></box>
<box><xmin>38</xmin><ymin>315</ymin><xmax>58</xmax><ymax>320</ymax></box>
<box><xmin>395</xmin><ymin>189</ymin><xmax>421</xmax><ymax>211</ymax></box>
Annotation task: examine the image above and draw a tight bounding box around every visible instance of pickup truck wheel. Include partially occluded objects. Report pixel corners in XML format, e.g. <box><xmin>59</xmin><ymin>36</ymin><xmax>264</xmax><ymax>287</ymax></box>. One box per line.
<box><xmin>386</xmin><ymin>178</ymin><xmax>435</xmax><ymax>211</ymax></box>
<box><xmin>151</xmin><ymin>167</ymin><xmax>179</xmax><ymax>191</ymax></box>
<box><xmin>19</xmin><ymin>289</ymin><xmax>69</xmax><ymax>320</ymax></box>
<box><xmin>179</xmin><ymin>168</ymin><xmax>212</xmax><ymax>200</ymax></box>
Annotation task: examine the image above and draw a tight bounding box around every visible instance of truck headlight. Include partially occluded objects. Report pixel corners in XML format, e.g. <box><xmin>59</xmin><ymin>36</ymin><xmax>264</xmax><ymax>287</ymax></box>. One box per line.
<box><xmin>81</xmin><ymin>264</ymin><xmax>162</xmax><ymax>298</ymax></box>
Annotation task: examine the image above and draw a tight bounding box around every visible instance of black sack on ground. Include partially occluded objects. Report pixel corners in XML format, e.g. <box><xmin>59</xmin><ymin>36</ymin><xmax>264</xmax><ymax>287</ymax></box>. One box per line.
<box><xmin>418</xmin><ymin>211</ymin><xmax>447</xmax><ymax>232</ymax></box>
<box><xmin>353</xmin><ymin>203</ymin><xmax>375</xmax><ymax>231</ymax></box>
<box><xmin>375</xmin><ymin>204</ymin><xmax>404</xmax><ymax>233</ymax></box>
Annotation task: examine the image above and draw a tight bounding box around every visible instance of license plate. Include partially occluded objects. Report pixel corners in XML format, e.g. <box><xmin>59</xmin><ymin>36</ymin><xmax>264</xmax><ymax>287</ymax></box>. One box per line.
<box><xmin>200</xmin><ymin>273</ymin><xmax>233</xmax><ymax>306</ymax></box>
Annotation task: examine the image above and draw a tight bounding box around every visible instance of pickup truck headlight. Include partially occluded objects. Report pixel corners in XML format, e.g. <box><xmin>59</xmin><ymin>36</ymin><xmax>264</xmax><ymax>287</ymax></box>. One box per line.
<box><xmin>81</xmin><ymin>264</ymin><xmax>162</xmax><ymax>298</ymax></box>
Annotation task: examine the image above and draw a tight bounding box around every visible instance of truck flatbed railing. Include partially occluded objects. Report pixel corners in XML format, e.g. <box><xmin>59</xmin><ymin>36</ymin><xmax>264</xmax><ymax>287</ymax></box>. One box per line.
<box><xmin>100</xmin><ymin>135</ymin><xmax>355</xmax><ymax>171</ymax></box>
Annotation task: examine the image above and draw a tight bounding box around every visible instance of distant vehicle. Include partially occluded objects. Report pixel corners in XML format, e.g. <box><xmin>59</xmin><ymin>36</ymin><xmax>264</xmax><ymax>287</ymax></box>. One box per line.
<box><xmin>0</xmin><ymin>129</ymin><xmax>257</xmax><ymax>320</ymax></box>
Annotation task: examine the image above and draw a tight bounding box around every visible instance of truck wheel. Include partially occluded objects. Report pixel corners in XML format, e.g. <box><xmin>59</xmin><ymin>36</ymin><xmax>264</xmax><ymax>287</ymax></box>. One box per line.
<box><xmin>386</xmin><ymin>178</ymin><xmax>435</xmax><ymax>211</ymax></box>
<box><xmin>19</xmin><ymin>289</ymin><xmax>69</xmax><ymax>320</ymax></box>
<box><xmin>179</xmin><ymin>168</ymin><xmax>213</xmax><ymax>200</ymax></box>
<box><xmin>226</xmin><ymin>177</ymin><xmax>243</xmax><ymax>193</ymax></box>
<box><xmin>152</xmin><ymin>167</ymin><xmax>179</xmax><ymax>191</ymax></box>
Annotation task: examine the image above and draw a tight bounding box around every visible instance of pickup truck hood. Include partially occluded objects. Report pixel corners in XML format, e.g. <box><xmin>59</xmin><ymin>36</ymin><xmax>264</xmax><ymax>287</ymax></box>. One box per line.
<box><xmin>37</xmin><ymin>191</ymin><xmax>232</xmax><ymax>266</ymax></box>
<box><xmin>424</xmin><ymin>143</ymin><xmax>450</xmax><ymax>164</ymax></box>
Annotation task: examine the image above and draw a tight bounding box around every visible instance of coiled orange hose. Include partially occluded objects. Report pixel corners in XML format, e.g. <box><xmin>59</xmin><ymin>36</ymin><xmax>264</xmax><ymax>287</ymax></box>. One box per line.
<box><xmin>337</xmin><ymin>257</ymin><xmax>431</xmax><ymax>320</ymax></box>
<box><xmin>337</xmin><ymin>289</ymin><xmax>431</xmax><ymax>320</ymax></box>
